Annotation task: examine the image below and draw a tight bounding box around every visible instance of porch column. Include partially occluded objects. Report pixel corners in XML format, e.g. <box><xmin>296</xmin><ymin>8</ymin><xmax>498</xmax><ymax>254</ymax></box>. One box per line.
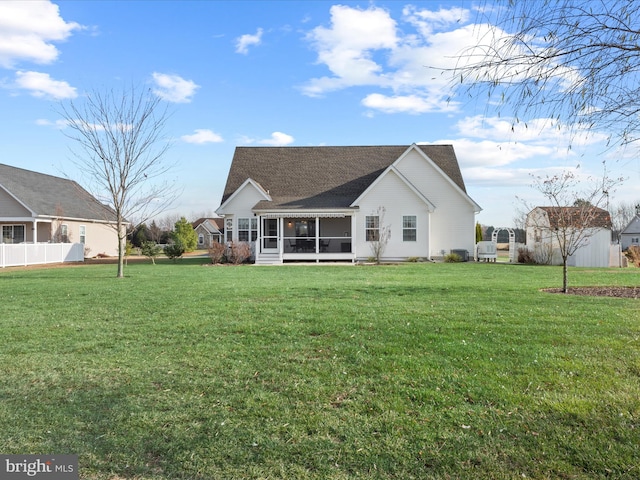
<box><xmin>32</xmin><ymin>219</ymin><xmax>38</xmax><ymax>243</ymax></box>
<box><xmin>279</xmin><ymin>217</ymin><xmax>284</xmax><ymax>258</ymax></box>
<box><xmin>351</xmin><ymin>214</ymin><xmax>357</xmax><ymax>261</ymax></box>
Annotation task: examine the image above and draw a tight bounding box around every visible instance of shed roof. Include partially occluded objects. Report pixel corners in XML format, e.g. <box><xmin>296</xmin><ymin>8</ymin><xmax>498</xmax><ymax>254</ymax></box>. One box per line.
<box><xmin>0</xmin><ymin>163</ymin><xmax>117</xmax><ymax>221</ymax></box>
<box><xmin>221</xmin><ymin>145</ymin><xmax>466</xmax><ymax>210</ymax></box>
<box><xmin>535</xmin><ymin>206</ymin><xmax>612</xmax><ymax>229</ymax></box>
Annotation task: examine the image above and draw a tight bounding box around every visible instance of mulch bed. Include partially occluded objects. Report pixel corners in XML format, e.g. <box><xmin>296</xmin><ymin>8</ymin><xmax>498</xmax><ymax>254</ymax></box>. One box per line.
<box><xmin>543</xmin><ymin>286</ymin><xmax>640</xmax><ymax>298</ymax></box>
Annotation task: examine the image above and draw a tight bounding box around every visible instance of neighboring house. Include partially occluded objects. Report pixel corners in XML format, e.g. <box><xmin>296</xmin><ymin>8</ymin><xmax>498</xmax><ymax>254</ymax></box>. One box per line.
<box><xmin>620</xmin><ymin>206</ymin><xmax>640</xmax><ymax>251</ymax></box>
<box><xmin>525</xmin><ymin>206</ymin><xmax>612</xmax><ymax>267</ymax></box>
<box><xmin>192</xmin><ymin>217</ymin><xmax>223</xmax><ymax>248</ymax></box>
<box><xmin>216</xmin><ymin>144</ymin><xmax>481</xmax><ymax>264</ymax></box>
<box><xmin>0</xmin><ymin>163</ymin><xmax>120</xmax><ymax>257</ymax></box>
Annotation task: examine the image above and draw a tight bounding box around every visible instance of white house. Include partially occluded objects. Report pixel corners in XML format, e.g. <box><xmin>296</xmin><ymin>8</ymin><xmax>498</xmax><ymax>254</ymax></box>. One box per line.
<box><xmin>216</xmin><ymin>144</ymin><xmax>481</xmax><ymax>264</ymax></box>
<box><xmin>0</xmin><ymin>163</ymin><xmax>120</xmax><ymax>258</ymax></box>
<box><xmin>620</xmin><ymin>206</ymin><xmax>640</xmax><ymax>251</ymax></box>
<box><xmin>525</xmin><ymin>206</ymin><xmax>612</xmax><ymax>267</ymax></box>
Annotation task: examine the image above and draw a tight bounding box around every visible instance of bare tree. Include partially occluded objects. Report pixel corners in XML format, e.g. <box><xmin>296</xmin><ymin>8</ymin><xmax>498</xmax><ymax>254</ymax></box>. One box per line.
<box><xmin>452</xmin><ymin>0</ymin><xmax>640</xmax><ymax>149</ymax></box>
<box><xmin>367</xmin><ymin>206</ymin><xmax>391</xmax><ymax>264</ymax></box>
<box><xmin>524</xmin><ymin>169</ymin><xmax>622</xmax><ymax>292</ymax></box>
<box><xmin>59</xmin><ymin>86</ymin><xmax>177</xmax><ymax>277</ymax></box>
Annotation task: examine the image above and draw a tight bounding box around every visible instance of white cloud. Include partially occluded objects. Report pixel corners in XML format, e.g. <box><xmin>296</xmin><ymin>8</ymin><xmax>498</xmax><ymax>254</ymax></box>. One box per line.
<box><xmin>35</xmin><ymin>118</ymin><xmax>69</xmax><ymax>129</ymax></box>
<box><xmin>301</xmin><ymin>4</ymin><xmax>580</xmax><ymax>115</ymax></box>
<box><xmin>0</xmin><ymin>0</ymin><xmax>82</xmax><ymax>68</ymax></box>
<box><xmin>151</xmin><ymin>72</ymin><xmax>199</xmax><ymax>103</ymax></box>
<box><xmin>235</xmin><ymin>28</ymin><xmax>263</xmax><ymax>55</ymax></box>
<box><xmin>302</xmin><ymin>5</ymin><xmax>398</xmax><ymax>97</ymax></box>
<box><xmin>258</xmin><ymin>132</ymin><xmax>295</xmax><ymax>146</ymax></box>
<box><xmin>362</xmin><ymin>93</ymin><xmax>456</xmax><ymax>114</ymax></box>
<box><xmin>181</xmin><ymin>129</ymin><xmax>224</xmax><ymax>144</ymax></box>
<box><xmin>15</xmin><ymin>70</ymin><xmax>76</xmax><ymax>99</ymax></box>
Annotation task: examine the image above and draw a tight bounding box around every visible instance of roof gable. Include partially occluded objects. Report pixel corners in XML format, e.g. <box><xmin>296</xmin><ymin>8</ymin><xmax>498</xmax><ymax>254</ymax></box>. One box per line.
<box><xmin>220</xmin><ymin>144</ymin><xmax>468</xmax><ymax>210</ymax></box>
<box><xmin>0</xmin><ymin>163</ymin><xmax>116</xmax><ymax>222</ymax></box>
<box><xmin>621</xmin><ymin>215</ymin><xmax>640</xmax><ymax>235</ymax></box>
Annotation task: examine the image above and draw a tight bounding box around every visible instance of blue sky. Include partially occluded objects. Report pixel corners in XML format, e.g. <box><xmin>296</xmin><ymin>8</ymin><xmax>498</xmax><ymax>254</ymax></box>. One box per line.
<box><xmin>1</xmin><ymin>0</ymin><xmax>638</xmax><ymax>227</ymax></box>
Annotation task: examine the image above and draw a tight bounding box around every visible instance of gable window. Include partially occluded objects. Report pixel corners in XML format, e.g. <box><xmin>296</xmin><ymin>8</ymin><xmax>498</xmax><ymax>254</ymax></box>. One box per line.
<box><xmin>2</xmin><ymin>225</ymin><xmax>25</xmax><ymax>244</ymax></box>
<box><xmin>365</xmin><ymin>215</ymin><xmax>379</xmax><ymax>242</ymax></box>
<box><xmin>79</xmin><ymin>225</ymin><xmax>86</xmax><ymax>244</ymax></box>
<box><xmin>198</xmin><ymin>233</ymin><xmax>204</xmax><ymax>245</ymax></box>
<box><xmin>403</xmin><ymin>215</ymin><xmax>417</xmax><ymax>241</ymax></box>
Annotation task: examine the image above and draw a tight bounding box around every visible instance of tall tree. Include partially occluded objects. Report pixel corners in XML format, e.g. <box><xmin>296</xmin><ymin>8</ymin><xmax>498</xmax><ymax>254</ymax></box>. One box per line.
<box><xmin>453</xmin><ymin>0</ymin><xmax>640</xmax><ymax>149</ymax></box>
<box><xmin>59</xmin><ymin>86</ymin><xmax>177</xmax><ymax>277</ymax></box>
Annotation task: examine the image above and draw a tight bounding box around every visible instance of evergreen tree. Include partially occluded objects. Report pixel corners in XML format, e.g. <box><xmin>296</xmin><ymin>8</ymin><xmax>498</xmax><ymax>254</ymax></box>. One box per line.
<box><xmin>172</xmin><ymin>217</ymin><xmax>198</xmax><ymax>252</ymax></box>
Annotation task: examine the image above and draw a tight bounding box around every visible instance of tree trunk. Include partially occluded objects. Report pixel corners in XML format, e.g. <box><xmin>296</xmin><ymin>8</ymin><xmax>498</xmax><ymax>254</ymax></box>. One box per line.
<box><xmin>117</xmin><ymin>233</ymin><xmax>125</xmax><ymax>278</ymax></box>
<box><xmin>562</xmin><ymin>259</ymin><xmax>568</xmax><ymax>293</ymax></box>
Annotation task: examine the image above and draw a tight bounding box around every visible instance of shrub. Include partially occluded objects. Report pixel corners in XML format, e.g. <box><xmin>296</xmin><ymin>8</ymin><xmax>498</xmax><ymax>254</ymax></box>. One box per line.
<box><xmin>625</xmin><ymin>245</ymin><xmax>640</xmax><ymax>267</ymax></box>
<box><xmin>141</xmin><ymin>241</ymin><xmax>162</xmax><ymax>264</ymax></box>
<box><xmin>406</xmin><ymin>256</ymin><xmax>421</xmax><ymax>263</ymax></box>
<box><xmin>444</xmin><ymin>253</ymin><xmax>462</xmax><ymax>263</ymax></box>
<box><xmin>228</xmin><ymin>242</ymin><xmax>252</xmax><ymax>265</ymax></box>
<box><xmin>208</xmin><ymin>242</ymin><xmax>226</xmax><ymax>264</ymax></box>
<box><xmin>517</xmin><ymin>247</ymin><xmax>536</xmax><ymax>264</ymax></box>
<box><xmin>164</xmin><ymin>241</ymin><xmax>185</xmax><ymax>261</ymax></box>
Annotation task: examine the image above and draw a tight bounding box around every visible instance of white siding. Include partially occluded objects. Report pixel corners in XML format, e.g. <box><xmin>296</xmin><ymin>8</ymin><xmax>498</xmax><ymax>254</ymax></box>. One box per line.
<box><xmin>216</xmin><ymin>183</ymin><xmax>265</xmax><ymax>241</ymax></box>
<box><xmin>355</xmin><ymin>170</ymin><xmax>431</xmax><ymax>261</ymax></box>
<box><xmin>395</xmin><ymin>149</ymin><xmax>476</xmax><ymax>257</ymax></box>
<box><xmin>568</xmin><ymin>229</ymin><xmax>611</xmax><ymax>267</ymax></box>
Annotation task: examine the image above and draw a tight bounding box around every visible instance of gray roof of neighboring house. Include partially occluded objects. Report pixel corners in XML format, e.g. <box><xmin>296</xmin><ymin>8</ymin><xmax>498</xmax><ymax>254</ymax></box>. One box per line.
<box><xmin>621</xmin><ymin>215</ymin><xmax>640</xmax><ymax>235</ymax></box>
<box><xmin>192</xmin><ymin>217</ymin><xmax>223</xmax><ymax>233</ymax></box>
<box><xmin>221</xmin><ymin>145</ymin><xmax>466</xmax><ymax>210</ymax></box>
<box><xmin>0</xmin><ymin>163</ymin><xmax>117</xmax><ymax>221</ymax></box>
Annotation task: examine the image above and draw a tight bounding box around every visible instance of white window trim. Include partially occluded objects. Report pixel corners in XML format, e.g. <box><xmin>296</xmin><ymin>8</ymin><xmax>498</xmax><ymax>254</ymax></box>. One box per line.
<box><xmin>365</xmin><ymin>215</ymin><xmax>379</xmax><ymax>242</ymax></box>
<box><xmin>402</xmin><ymin>215</ymin><xmax>417</xmax><ymax>242</ymax></box>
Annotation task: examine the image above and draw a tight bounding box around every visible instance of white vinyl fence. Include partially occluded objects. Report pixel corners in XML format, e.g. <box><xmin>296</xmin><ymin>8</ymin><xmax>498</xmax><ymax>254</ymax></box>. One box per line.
<box><xmin>0</xmin><ymin>243</ymin><xmax>84</xmax><ymax>268</ymax></box>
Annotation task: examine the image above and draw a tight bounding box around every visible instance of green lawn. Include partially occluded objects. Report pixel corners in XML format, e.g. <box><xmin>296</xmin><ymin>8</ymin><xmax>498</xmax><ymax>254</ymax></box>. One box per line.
<box><xmin>1</xmin><ymin>260</ymin><xmax>639</xmax><ymax>479</ymax></box>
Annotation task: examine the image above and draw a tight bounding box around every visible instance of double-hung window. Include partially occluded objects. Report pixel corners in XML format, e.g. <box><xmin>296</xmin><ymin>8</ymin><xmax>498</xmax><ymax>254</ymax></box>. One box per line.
<box><xmin>403</xmin><ymin>215</ymin><xmax>417</xmax><ymax>241</ymax></box>
<box><xmin>238</xmin><ymin>218</ymin><xmax>258</xmax><ymax>242</ymax></box>
<box><xmin>238</xmin><ymin>218</ymin><xmax>250</xmax><ymax>241</ymax></box>
<box><xmin>79</xmin><ymin>225</ymin><xmax>86</xmax><ymax>244</ymax></box>
<box><xmin>365</xmin><ymin>215</ymin><xmax>379</xmax><ymax>242</ymax></box>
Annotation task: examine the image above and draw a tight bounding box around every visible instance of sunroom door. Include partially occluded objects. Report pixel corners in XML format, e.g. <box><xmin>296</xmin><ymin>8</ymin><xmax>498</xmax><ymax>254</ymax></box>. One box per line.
<box><xmin>262</xmin><ymin>218</ymin><xmax>279</xmax><ymax>253</ymax></box>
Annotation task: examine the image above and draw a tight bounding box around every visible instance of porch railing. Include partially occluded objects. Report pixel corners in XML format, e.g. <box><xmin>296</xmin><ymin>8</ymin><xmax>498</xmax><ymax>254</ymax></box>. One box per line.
<box><xmin>0</xmin><ymin>242</ymin><xmax>84</xmax><ymax>268</ymax></box>
<box><xmin>283</xmin><ymin>236</ymin><xmax>352</xmax><ymax>254</ymax></box>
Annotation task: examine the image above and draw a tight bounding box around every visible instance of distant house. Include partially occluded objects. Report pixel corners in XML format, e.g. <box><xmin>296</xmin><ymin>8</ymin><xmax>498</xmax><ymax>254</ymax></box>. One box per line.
<box><xmin>192</xmin><ymin>217</ymin><xmax>223</xmax><ymax>248</ymax></box>
<box><xmin>525</xmin><ymin>206</ymin><xmax>612</xmax><ymax>267</ymax></box>
<box><xmin>0</xmin><ymin>163</ymin><xmax>120</xmax><ymax>257</ymax></box>
<box><xmin>216</xmin><ymin>144</ymin><xmax>481</xmax><ymax>264</ymax></box>
<box><xmin>620</xmin><ymin>206</ymin><xmax>640</xmax><ymax>251</ymax></box>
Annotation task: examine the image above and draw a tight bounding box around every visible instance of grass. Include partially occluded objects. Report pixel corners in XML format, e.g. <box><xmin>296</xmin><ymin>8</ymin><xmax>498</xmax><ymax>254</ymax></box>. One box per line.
<box><xmin>1</xmin><ymin>260</ymin><xmax>639</xmax><ymax>479</ymax></box>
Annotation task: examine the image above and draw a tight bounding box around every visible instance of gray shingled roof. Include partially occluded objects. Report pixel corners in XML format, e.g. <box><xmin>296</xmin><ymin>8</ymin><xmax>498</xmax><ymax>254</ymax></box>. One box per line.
<box><xmin>0</xmin><ymin>163</ymin><xmax>117</xmax><ymax>221</ymax></box>
<box><xmin>537</xmin><ymin>206</ymin><xmax>612</xmax><ymax>229</ymax></box>
<box><xmin>221</xmin><ymin>145</ymin><xmax>466</xmax><ymax>210</ymax></box>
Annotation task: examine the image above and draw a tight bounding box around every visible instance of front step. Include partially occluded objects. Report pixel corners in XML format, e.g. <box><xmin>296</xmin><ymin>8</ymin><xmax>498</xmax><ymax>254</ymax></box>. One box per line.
<box><xmin>255</xmin><ymin>253</ymin><xmax>281</xmax><ymax>265</ymax></box>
